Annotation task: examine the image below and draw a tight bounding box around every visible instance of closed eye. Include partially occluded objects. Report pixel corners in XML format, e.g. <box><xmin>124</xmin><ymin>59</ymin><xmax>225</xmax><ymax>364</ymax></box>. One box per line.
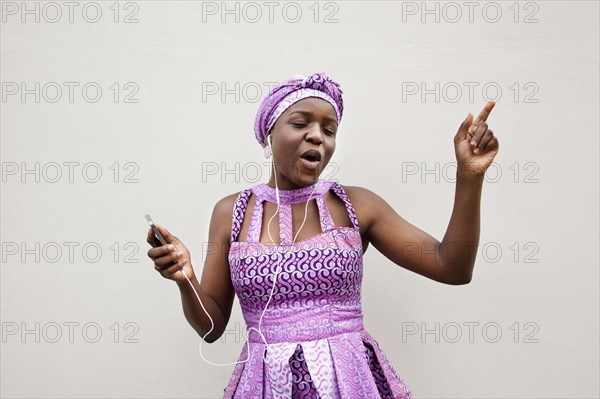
<box><xmin>292</xmin><ymin>123</ymin><xmax>335</xmax><ymax>135</ymax></box>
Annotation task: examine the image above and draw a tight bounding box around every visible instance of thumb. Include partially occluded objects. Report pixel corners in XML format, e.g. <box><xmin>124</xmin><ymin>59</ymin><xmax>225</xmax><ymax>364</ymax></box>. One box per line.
<box><xmin>155</xmin><ymin>224</ymin><xmax>177</xmax><ymax>244</ymax></box>
<box><xmin>456</xmin><ymin>112</ymin><xmax>474</xmax><ymax>142</ymax></box>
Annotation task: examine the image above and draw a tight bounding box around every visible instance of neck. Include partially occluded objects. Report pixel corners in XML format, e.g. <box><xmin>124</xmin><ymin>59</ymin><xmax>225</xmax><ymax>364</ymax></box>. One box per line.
<box><xmin>267</xmin><ymin>177</ymin><xmax>320</xmax><ymax>190</ymax></box>
<box><xmin>257</xmin><ymin>177</ymin><xmax>331</xmax><ymax>205</ymax></box>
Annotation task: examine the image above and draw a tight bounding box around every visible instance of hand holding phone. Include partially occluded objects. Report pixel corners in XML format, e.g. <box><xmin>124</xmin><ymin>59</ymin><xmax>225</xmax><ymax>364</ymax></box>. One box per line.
<box><xmin>145</xmin><ymin>214</ymin><xmax>193</xmax><ymax>283</ymax></box>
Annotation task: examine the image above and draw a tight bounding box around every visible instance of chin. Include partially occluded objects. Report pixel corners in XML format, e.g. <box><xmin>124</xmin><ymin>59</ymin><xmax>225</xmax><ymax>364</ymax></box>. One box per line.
<box><xmin>296</xmin><ymin>169</ymin><xmax>321</xmax><ymax>184</ymax></box>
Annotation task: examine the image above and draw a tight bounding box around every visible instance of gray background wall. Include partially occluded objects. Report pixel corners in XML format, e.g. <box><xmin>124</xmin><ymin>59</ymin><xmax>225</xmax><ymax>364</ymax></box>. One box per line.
<box><xmin>1</xmin><ymin>1</ymin><xmax>598</xmax><ymax>398</ymax></box>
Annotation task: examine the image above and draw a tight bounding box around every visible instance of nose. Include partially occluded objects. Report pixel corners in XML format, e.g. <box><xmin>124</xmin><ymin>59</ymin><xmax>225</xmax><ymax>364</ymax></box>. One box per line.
<box><xmin>305</xmin><ymin>124</ymin><xmax>324</xmax><ymax>144</ymax></box>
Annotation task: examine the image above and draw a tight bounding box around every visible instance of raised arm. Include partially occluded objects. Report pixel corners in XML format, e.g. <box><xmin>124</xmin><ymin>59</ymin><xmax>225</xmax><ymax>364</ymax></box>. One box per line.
<box><xmin>347</xmin><ymin>102</ymin><xmax>499</xmax><ymax>285</ymax></box>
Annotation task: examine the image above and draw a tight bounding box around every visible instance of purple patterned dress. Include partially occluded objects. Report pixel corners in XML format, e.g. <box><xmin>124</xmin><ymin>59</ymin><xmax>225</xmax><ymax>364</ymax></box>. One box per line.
<box><xmin>223</xmin><ymin>178</ymin><xmax>412</xmax><ymax>399</ymax></box>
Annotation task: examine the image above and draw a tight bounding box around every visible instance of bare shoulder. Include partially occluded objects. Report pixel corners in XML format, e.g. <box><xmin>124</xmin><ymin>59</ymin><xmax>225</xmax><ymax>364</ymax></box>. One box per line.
<box><xmin>338</xmin><ymin>183</ymin><xmax>387</xmax><ymax>208</ymax></box>
<box><xmin>210</xmin><ymin>190</ymin><xmax>244</xmax><ymax>241</ymax></box>
<box><xmin>338</xmin><ymin>184</ymin><xmax>378</xmax><ymax>202</ymax></box>
<box><xmin>337</xmin><ymin>184</ymin><xmax>384</xmax><ymax>232</ymax></box>
<box><xmin>340</xmin><ymin>183</ymin><xmax>398</xmax><ymax>213</ymax></box>
<box><xmin>214</xmin><ymin>191</ymin><xmax>242</xmax><ymax>214</ymax></box>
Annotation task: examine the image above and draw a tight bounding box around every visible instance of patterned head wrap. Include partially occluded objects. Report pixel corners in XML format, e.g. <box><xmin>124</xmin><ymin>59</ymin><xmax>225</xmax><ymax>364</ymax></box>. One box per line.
<box><xmin>254</xmin><ymin>72</ymin><xmax>344</xmax><ymax>148</ymax></box>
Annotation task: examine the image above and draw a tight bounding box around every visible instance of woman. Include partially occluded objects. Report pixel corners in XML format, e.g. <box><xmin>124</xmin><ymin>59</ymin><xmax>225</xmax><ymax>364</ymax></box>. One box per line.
<box><xmin>146</xmin><ymin>72</ymin><xmax>499</xmax><ymax>398</ymax></box>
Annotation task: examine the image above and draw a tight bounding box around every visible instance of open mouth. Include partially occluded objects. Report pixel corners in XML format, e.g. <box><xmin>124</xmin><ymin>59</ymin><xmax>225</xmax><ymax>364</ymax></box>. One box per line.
<box><xmin>299</xmin><ymin>149</ymin><xmax>322</xmax><ymax>169</ymax></box>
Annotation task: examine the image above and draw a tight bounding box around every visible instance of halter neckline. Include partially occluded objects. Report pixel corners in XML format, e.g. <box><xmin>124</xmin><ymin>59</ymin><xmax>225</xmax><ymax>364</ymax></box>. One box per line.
<box><xmin>254</xmin><ymin>178</ymin><xmax>333</xmax><ymax>205</ymax></box>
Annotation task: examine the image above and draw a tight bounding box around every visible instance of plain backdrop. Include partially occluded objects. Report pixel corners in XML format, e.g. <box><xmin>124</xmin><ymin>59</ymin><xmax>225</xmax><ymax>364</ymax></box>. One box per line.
<box><xmin>1</xmin><ymin>1</ymin><xmax>598</xmax><ymax>398</ymax></box>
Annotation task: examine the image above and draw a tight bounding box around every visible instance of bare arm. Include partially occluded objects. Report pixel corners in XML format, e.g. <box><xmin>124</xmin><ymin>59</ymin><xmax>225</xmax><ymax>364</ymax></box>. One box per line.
<box><xmin>346</xmin><ymin>185</ymin><xmax>465</xmax><ymax>284</ymax></box>
<box><xmin>347</xmin><ymin>102</ymin><xmax>498</xmax><ymax>285</ymax></box>
<box><xmin>147</xmin><ymin>194</ymin><xmax>238</xmax><ymax>343</ymax></box>
<box><xmin>439</xmin><ymin>172</ymin><xmax>484</xmax><ymax>283</ymax></box>
<box><xmin>345</xmin><ymin>173</ymin><xmax>482</xmax><ymax>285</ymax></box>
<box><xmin>177</xmin><ymin>194</ymin><xmax>237</xmax><ymax>343</ymax></box>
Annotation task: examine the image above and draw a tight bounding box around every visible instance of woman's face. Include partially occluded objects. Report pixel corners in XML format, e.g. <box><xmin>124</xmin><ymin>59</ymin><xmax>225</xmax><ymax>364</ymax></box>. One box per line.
<box><xmin>267</xmin><ymin>97</ymin><xmax>338</xmax><ymax>189</ymax></box>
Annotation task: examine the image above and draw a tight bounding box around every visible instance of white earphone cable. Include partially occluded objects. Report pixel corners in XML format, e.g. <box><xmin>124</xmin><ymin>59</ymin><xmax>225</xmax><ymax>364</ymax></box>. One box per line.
<box><xmin>189</xmin><ymin>135</ymin><xmax>317</xmax><ymax>366</ymax></box>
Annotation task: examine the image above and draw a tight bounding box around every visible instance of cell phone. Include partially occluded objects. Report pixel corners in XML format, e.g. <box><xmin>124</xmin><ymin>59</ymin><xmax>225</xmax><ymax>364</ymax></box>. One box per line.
<box><xmin>145</xmin><ymin>214</ymin><xmax>167</xmax><ymax>246</ymax></box>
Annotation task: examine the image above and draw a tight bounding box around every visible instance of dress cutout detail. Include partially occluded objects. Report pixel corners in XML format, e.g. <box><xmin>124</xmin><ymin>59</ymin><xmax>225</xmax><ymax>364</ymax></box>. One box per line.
<box><xmin>224</xmin><ymin>178</ymin><xmax>412</xmax><ymax>399</ymax></box>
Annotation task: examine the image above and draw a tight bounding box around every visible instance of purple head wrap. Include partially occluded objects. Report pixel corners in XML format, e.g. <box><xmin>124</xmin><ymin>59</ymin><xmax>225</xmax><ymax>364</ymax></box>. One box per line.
<box><xmin>254</xmin><ymin>72</ymin><xmax>344</xmax><ymax>148</ymax></box>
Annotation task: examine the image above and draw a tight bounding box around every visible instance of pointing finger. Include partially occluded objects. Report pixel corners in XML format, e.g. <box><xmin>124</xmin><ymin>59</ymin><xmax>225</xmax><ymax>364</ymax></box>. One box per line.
<box><xmin>469</xmin><ymin>101</ymin><xmax>495</xmax><ymax>134</ymax></box>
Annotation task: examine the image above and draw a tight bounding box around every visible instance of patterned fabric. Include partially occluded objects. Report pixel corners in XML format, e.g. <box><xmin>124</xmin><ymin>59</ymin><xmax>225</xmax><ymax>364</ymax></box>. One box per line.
<box><xmin>253</xmin><ymin>72</ymin><xmax>344</xmax><ymax>148</ymax></box>
<box><xmin>223</xmin><ymin>178</ymin><xmax>412</xmax><ymax>399</ymax></box>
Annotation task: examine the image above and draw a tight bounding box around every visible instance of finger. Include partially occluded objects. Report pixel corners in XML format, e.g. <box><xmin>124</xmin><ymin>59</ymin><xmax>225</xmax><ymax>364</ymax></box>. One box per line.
<box><xmin>475</xmin><ymin>129</ymin><xmax>494</xmax><ymax>154</ymax></box>
<box><xmin>155</xmin><ymin>224</ymin><xmax>178</xmax><ymax>245</ymax></box>
<box><xmin>469</xmin><ymin>101</ymin><xmax>495</xmax><ymax>134</ymax></box>
<box><xmin>147</xmin><ymin>244</ymin><xmax>177</xmax><ymax>259</ymax></box>
<box><xmin>154</xmin><ymin>251</ymin><xmax>182</xmax><ymax>270</ymax></box>
<box><xmin>164</xmin><ymin>258</ymin><xmax>188</xmax><ymax>275</ymax></box>
<box><xmin>456</xmin><ymin>112</ymin><xmax>474</xmax><ymax>141</ymax></box>
<box><xmin>475</xmin><ymin>101</ymin><xmax>495</xmax><ymax>123</ymax></box>
<box><xmin>487</xmin><ymin>136</ymin><xmax>500</xmax><ymax>152</ymax></box>
<box><xmin>146</xmin><ymin>228</ymin><xmax>160</xmax><ymax>247</ymax></box>
<box><xmin>470</xmin><ymin>121</ymin><xmax>488</xmax><ymax>148</ymax></box>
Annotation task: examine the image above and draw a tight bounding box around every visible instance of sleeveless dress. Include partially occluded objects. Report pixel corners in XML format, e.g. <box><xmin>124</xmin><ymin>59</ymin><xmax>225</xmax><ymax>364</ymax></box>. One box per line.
<box><xmin>223</xmin><ymin>178</ymin><xmax>412</xmax><ymax>399</ymax></box>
